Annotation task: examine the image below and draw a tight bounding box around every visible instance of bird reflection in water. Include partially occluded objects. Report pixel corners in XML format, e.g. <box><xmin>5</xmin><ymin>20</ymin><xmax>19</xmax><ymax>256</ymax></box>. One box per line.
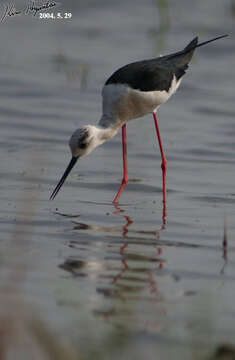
<box><xmin>60</xmin><ymin>203</ymin><xmax>166</xmax><ymax>303</ymax></box>
<box><xmin>111</xmin><ymin>204</ymin><xmax>165</xmax><ymax>302</ymax></box>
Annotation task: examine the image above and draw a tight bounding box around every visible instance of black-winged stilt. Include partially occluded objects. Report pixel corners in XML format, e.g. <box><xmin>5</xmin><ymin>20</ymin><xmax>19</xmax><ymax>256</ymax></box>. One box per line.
<box><xmin>50</xmin><ymin>34</ymin><xmax>228</xmax><ymax>213</ymax></box>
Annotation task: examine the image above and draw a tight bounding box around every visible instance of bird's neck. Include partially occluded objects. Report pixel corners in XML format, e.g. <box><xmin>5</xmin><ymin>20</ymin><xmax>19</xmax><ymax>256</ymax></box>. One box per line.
<box><xmin>89</xmin><ymin>121</ymin><xmax>119</xmax><ymax>150</ymax></box>
<box><xmin>97</xmin><ymin>114</ymin><xmax>122</xmax><ymax>141</ymax></box>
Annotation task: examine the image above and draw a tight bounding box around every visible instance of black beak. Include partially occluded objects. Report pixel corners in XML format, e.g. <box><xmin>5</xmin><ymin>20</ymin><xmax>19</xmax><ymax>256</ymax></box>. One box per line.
<box><xmin>50</xmin><ymin>156</ymin><xmax>79</xmax><ymax>200</ymax></box>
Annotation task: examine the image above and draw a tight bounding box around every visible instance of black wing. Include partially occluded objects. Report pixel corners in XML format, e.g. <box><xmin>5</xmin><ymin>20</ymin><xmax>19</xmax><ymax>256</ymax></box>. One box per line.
<box><xmin>105</xmin><ymin>60</ymin><xmax>174</xmax><ymax>92</ymax></box>
<box><xmin>105</xmin><ymin>37</ymin><xmax>198</xmax><ymax>92</ymax></box>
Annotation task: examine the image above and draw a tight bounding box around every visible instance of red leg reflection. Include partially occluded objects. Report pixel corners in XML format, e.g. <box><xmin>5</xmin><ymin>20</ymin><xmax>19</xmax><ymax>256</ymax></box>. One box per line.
<box><xmin>112</xmin><ymin>203</ymin><xmax>165</xmax><ymax>301</ymax></box>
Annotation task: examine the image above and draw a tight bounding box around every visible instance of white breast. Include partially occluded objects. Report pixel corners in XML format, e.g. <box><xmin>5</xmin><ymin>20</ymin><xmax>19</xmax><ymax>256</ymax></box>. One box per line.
<box><xmin>102</xmin><ymin>76</ymin><xmax>181</xmax><ymax>123</ymax></box>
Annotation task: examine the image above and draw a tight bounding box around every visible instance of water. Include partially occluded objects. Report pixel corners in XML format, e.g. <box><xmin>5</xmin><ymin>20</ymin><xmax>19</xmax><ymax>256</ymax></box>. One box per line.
<box><xmin>0</xmin><ymin>0</ymin><xmax>234</xmax><ymax>358</ymax></box>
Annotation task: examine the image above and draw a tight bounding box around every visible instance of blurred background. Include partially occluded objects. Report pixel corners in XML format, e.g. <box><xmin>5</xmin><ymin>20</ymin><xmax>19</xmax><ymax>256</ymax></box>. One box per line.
<box><xmin>0</xmin><ymin>0</ymin><xmax>234</xmax><ymax>359</ymax></box>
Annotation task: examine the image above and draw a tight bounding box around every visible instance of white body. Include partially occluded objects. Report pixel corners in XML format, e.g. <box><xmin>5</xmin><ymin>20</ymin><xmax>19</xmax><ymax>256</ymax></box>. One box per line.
<box><xmin>99</xmin><ymin>76</ymin><xmax>182</xmax><ymax>130</ymax></box>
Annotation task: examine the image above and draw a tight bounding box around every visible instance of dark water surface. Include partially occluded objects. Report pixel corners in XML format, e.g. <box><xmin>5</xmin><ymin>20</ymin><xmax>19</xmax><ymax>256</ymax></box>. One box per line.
<box><xmin>0</xmin><ymin>0</ymin><xmax>235</xmax><ymax>358</ymax></box>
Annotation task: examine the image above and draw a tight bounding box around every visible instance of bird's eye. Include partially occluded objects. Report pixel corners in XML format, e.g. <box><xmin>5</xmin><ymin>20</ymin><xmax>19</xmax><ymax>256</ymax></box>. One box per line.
<box><xmin>80</xmin><ymin>142</ymin><xmax>87</xmax><ymax>149</ymax></box>
<box><xmin>78</xmin><ymin>131</ymin><xmax>89</xmax><ymax>149</ymax></box>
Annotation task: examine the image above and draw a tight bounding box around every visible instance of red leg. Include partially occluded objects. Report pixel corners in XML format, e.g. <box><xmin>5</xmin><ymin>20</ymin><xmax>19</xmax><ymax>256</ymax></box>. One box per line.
<box><xmin>113</xmin><ymin>124</ymin><xmax>128</xmax><ymax>203</ymax></box>
<box><xmin>153</xmin><ymin>111</ymin><xmax>167</xmax><ymax>223</ymax></box>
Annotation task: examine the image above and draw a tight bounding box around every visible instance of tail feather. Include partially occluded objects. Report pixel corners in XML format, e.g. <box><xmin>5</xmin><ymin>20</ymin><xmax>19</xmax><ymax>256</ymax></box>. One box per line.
<box><xmin>183</xmin><ymin>34</ymin><xmax>228</xmax><ymax>54</ymax></box>
<box><xmin>184</xmin><ymin>36</ymin><xmax>198</xmax><ymax>51</ymax></box>
<box><xmin>176</xmin><ymin>36</ymin><xmax>199</xmax><ymax>67</ymax></box>
<box><xmin>165</xmin><ymin>34</ymin><xmax>228</xmax><ymax>70</ymax></box>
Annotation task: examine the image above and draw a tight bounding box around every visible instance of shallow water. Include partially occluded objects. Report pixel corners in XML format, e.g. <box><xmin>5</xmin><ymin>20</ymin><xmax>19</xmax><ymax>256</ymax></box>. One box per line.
<box><xmin>0</xmin><ymin>0</ymin><xmax>235</xmax><ymax>358</ymax></box>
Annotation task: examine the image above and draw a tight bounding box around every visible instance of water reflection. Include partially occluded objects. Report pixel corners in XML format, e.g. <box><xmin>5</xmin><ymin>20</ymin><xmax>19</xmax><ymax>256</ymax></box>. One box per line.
<box><xmin>71</xmin><ymin>203</ymin><xmax>165</xmax><ymax>240</ymax></box>
<box><xmin>220</xmin><ymin>217</ymin><xmax>228</xmax><ymax>275</ymax></box>
<box><xmin>59</xmin><ymin>258</ymin><xmax>86</xmax><ymax>277</ymax></box>
<box><xmin>109</xmin><ymin>204</ymin><xmax>164</xmax><ymax>301</ymax></box>
<box><xmin>58</xmin><ymin>200</ymin><xmax>212</xmax><ymax>331</ymax></box>
<box><xmin>59</xmin><ymin>202</ymin><xmax>166</xmax><ymax>304</ymax></box>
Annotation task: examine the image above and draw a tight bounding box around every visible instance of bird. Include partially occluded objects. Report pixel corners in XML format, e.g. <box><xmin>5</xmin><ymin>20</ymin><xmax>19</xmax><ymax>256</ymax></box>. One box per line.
<box><xmin>50</xmin><ymin>34</ymin><xmax>228</xmax><ymax>209</ymax></box>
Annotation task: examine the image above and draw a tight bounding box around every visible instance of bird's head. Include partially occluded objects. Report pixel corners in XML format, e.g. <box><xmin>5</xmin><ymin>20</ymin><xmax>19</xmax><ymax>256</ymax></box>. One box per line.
<box><xmin>69</xmin><ymin>125</ymin><xmax>100</xmax><ymax>158</ymax></box>
<box><xmin>50</xmin><ymin>125</ymin><xmax>108</xmax><ymax>200</ymax></box>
